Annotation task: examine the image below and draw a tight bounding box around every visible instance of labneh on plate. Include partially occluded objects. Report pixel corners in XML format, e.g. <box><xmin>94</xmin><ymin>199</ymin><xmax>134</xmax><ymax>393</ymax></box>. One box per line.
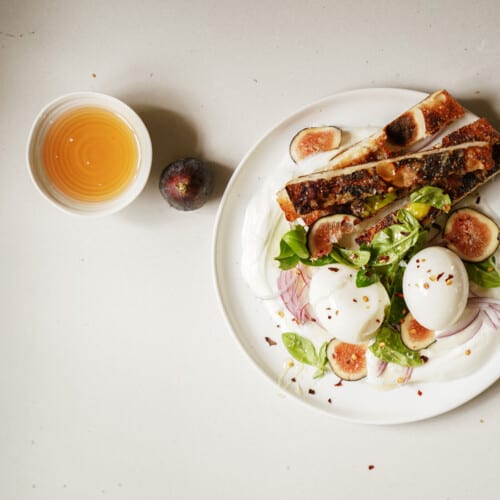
<box><xmin>212</xmin><ymin>88</ymin><xmax>500</xmax><ymax>424</ymax></box>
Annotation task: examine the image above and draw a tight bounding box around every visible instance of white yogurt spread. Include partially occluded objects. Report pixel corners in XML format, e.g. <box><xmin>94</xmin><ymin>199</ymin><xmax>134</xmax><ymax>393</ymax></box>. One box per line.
<box><xmin>240</xmin><ymin>126</ymin><xmax>500</xmax><ymax>388</ymax></box>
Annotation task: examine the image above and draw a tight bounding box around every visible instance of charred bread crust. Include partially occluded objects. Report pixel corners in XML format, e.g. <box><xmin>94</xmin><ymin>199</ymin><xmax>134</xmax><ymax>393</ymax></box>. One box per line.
<box><xmin>277</xmin><ymin>90</ymin><xmax>465</xmax><ymax>223</ymax></box>
<box><xmin>285</xmin><ymin>142</ymin><xmax>493</xmax><ymax>215</ymax></box>
<box><xmin>419</xmin><ymin>89</ymin><xmax>465</xmax><ymax>136</ymax></box>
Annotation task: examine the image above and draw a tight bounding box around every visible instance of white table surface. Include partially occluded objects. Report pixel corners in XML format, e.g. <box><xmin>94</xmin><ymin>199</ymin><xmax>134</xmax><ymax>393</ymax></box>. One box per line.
<box><xmin>2</xmin><ymin>1</ymin><xmax>500</xmax><ymax>499</ymax></box>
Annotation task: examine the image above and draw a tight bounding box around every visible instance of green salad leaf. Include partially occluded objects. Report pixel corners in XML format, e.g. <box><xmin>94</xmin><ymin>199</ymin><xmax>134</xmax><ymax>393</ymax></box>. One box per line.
<box><xmin>370</xmin><ymin>209</ymin><xmax>424</xmax><ymax>267</ymax></box>
<box><xmin>409</xmin><ymin>186</ymin><xmax>451</xmax><ymax>211</ymax></box>
<box><xmin>275</xmin><ymin>225</ymin><xmax>370</xmax><ymax>270</ymax></box>
<box><xmin>465</xmin><ymin>256</ymin><xmax>500</xmax><ymax>288</ymax></box>
<box><xmin>282</xmin><ymin>333</ymin><xmax>329</xmax><ymax>378</ymax></box>
<box><xmin>369</xmin><ymin>325</ymin><xmax>424</xmax><ymax>368</ymax></box>
<box><xmin>361</xmin><ymin>192</ymin><xmax>398</xmax><ymax>218</ymax></box>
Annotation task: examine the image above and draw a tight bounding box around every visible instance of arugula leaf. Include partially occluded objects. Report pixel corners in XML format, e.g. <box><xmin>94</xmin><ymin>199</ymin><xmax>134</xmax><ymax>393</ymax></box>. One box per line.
<box><xmin>369</xmin><ymin>325</ymin><xmax>424</xmax><ymax>368</ymax></box>
<box><xmin>409</xmin><ymin>186</ymin><xmax>451</xmax><ymax>211</ymax></box>
<box><xmin>465</xmin><ymin>256</ymin><xmax>500</xmax><ymax>288</ymax></box>
<box><xmin>282</xmin><ymin>333</ymin><xmax>330</xmax><ymax>378</ymax></box>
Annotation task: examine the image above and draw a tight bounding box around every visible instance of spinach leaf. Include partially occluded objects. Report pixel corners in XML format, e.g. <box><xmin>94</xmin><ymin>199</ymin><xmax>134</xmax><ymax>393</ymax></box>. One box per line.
<box><xmin>369</xmin><ymin>325</ymin><xmax>424</xmax><ymax>368</ymax></box>
<box><xmin>409</xmin><ymin>186</ymin><xmax>451</xmax><ymax>211</ymax></box>
<box><xmin>465</xmin><ymin>256</ymin><xmax>500</xmax><ymax>288</ymax></box>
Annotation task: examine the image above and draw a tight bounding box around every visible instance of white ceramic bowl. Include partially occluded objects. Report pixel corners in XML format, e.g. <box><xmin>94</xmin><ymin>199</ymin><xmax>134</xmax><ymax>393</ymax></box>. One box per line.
<box><xmin>27</xmin><ymin>91</ymin><xmax>152</xmax><ymax>216</ymax></box>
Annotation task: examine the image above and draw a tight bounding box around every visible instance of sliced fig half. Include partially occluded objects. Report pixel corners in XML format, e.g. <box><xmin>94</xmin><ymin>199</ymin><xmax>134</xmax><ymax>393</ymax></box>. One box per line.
<box><xmin>444</xmin><ymin>208</ymin><xmax>499</xmax><ymax>262</ymax></box>
<box><xmin>307</xmin><ymin>214</ymin><xmax>359</xmax><ymax>258</ymax></box>
<box><xmin>400</xmin><ymin>313</ymin><xmax>435</xmax><ymax>350</ymax></box>
<box><xmin>326</xmin><ymin>339</ymin><xmax>367</xmax><ymax>381</ymax></box>
<box><xmin>289</xmin><ymin>126</ymin><xmax>342</xmax><ymax>163</ymax></box>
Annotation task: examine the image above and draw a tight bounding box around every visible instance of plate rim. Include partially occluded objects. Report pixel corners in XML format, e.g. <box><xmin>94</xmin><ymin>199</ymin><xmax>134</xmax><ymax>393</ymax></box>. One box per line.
<box><xmin>212</xmin><ymin>87</ymin><xmax>500</xmax><ymax>425</ymax></box>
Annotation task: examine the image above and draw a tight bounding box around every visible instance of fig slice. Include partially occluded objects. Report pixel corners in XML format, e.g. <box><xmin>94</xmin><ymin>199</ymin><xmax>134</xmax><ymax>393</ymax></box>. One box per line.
<box><xmin>289</xmin><ymin>126</ymin><xmax>342</xmax><ymax>163</ymax></box>
<box><xmin>444</xmin><ymin>208</ymin><xmax>499</xmax><ymax>262</ymax></box>
<box><xmin>400</xmin><ymin>313</ymin><xmax>435</xmax><ymax>350</ymax></box>
<box><xmin>307</xmin><ymin>214</ymin><xmax>359</xmax><ymax>258</ymax></box>
<box><xmin>326</xmin><ymin>339</ymin><xmax>367</xmax><ymax>381</ymax></box>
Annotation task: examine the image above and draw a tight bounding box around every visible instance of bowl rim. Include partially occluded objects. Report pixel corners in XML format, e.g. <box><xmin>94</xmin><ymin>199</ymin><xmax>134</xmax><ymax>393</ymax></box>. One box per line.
<box><xmin>26</xmin><ymin>91</ymin><xmax>152</xmax><ymax>216</ymax></box>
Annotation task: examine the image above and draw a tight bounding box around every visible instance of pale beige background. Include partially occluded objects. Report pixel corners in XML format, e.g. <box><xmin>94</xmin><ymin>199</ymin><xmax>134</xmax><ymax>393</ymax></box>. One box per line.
<box><xmin>1</xmin><ymin>1</ymin><xmax>499</xmax><ymax>499</ymax></box>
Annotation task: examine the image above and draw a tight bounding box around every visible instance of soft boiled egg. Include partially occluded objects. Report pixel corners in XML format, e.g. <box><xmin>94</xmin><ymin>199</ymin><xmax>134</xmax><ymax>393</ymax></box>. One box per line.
<box><xmin>403</xmin><ymin>246</ymin><xmax>469</xmax><ymax>330</ymax></box>
<box><xmin>308</xmin><ymin>264</ymin><xmax>389</xmax><ymax>344</ymax></box>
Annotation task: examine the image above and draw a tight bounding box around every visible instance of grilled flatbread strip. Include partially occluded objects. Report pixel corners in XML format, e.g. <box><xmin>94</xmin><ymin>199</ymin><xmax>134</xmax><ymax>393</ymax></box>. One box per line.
<box><xmin>325</xmin><ymin>89</ymin><xmax>465</xmax><ymax>170</ymax></box>
<box><xmin>285</xmin><ymin>141</ymin><xmax>493</xmax><ymax>216</ymax></box>
<box><xmin>277</xmin><ymin>89</ymin><xmax>464</xmax><ymax>222</ymax></box>
<box><xmin>355</xmin><ymin>119</ymin><xmax>500</xmax><ymax>245</ymax></box>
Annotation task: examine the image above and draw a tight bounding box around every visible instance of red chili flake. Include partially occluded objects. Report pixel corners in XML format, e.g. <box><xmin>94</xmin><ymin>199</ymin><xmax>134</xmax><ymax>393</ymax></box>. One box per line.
<box><xmin>327</xmin><ymin>398</ymin><xmax>332</xmax><ymax>404</ymax></box>
<box><xmin>376</xmin><ymin>318</ymin><xmax>381</xmax><ymax>323</ymax></box>
<box><xmin>311</xmin><ymin>318</ymin><xmax>317</xmax><ymax>322</ymax></box>
<box><xmin>291</xmin><ymin>377</ymin><xmax>296</xmax><ymax>383</ymax></box>
<box><xmin>334</xmin><ymin>379</ymin><xmax>343</xmax><ymax>387</ymax></box>
<box><xmin>328</xmin><ymin>267</ymin><xmax>340</xmax><ymax>272</ymax></box>
<box><xmin>308</xmin><ymin>389</ymin><xmax>315</xmax><ymax>395</ymax></box>
<box><xmin>353</xmin><ymin>298</ymin><xmax>358</xmax><ymax>303</ymax></box>
<box><xmin>264</xmin><ymin>337</ymin><xmax>277</xmax><ymax>346</ymax></box>
<box><xmin>395</xmin><ymin>292</ymin><xmax>404</xmax><ymax>298</ymax></box>
<box><xmin>421</xmin><ymin>355</ymin><xmax>429</xmax><ymax>363</ymax></box>
<box><xmin>416</xmin><ymin>259</ymin><xmax>420</xmax><ymax>263</ymax></box>
<box><xmin>327</xmin><ymin>315</ymin><xmax>332</xmax><ymax>320</ymax></box>
<box><xmin>401</xmin><ymin>231</ymin><xmax>410</xmax><ymax>236</ymax></box>
<box><xmin>436</xmin><ymin>272</ymin><xmax>444</xmax><ymax>281</ymax></box>
<box><xmin>417</xmin><ymin>390</ymin><xmax>423</xmax><ymax>396</ymax></box>
<box><xmin>378</xmin><ymin>255</ymin><xmax>390</xmax><ymax>263</ymax></box>
<box><xmin>446</xmin><ymin>274</ymin><xmax>454</xmax><ymax>281</ymax></box>
<box><xmin>368</xmin><ymin>465</ymin><xmax>375</xmax><ymax>470</ymax></box>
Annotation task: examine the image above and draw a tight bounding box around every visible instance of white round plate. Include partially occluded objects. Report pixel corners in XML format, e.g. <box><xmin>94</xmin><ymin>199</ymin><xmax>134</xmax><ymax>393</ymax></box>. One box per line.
<box><xmin>213</xmin><ymin>87</ymin><xmax>500</xmax><ymax>424</ymax></box>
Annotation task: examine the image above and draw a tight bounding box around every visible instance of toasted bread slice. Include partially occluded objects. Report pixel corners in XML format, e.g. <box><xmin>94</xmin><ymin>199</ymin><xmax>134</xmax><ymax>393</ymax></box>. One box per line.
<box><xmin>355</xmin><ymin>119</ymin><xmax>500</xmax><ymax>245</ymax></box>
<box><xmin>285</xmin><ymin>142</ymin><xmax>492</xmax><ymax>216</ymax></box>
<box><xmin>277</xmin><ymin>89</ymin><xmax>465</xmax><ymax>223</ymax></box>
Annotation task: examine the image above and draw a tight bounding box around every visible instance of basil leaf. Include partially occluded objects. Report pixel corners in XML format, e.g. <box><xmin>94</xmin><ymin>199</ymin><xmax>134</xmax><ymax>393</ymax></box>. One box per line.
<box><xmin>275</xmin><ymin>239</ymin><xmax>300</xmax><ymax>270</ymax></box>
<box><xmin>282</xmin><ymin>225</ymin><xmax>309</xmax><ymax>259</ymax></box>
<box><xmin>385</xmin><ymin>265</ymin><xmax>407</xmax><ymax>324</ymax></box>
<box><xmin>409</xmin><ymin>186</ymin><xmax>451</xmax><ymax>211</ymax></box>
<box><xmin>356</xmin><ymin>268</ymin><xmax>380</xmax><ymax>288</ymax></box>
<box><xmin>369</xmin><ymin>325</ymin><xmax>424</xmax><ymax>368</ymax></box>
<box><xmin>370</xmin><ymin>209</ymin><xmax>423</xmax><ymax>266</ymax></box>
<box><xmin>465</xmin><ymin>256</ymin><xmax>500</xmax><ymax>288</ymax></box>
<box><xmin>282</xmin><ymin>333</ymin><xmax>318</xmax><ymax>366</ymax></box>
<box><xmin>330</xmin><ymin>246</ymin><xmax>371</xmax><ymax>267</ymax></box>
<box><xmin>313</xmin><ymin>341</ymin><xmax>329</xmax><ymax>379</ymax></box>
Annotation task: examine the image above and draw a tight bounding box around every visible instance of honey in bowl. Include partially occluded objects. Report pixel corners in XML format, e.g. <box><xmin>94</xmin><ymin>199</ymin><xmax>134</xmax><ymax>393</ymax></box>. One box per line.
<box><xmin>42</xmin><ymin>106</ymin><xmax>139</xmax><ymax>202</ymax></box>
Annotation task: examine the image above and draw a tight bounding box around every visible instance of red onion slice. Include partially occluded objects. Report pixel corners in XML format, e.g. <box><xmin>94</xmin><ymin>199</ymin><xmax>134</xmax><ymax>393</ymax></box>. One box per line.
<box><xmin>375</xmin><ymin>360</ymin><xmax>388</xmax><ymax>377</ymax></box>
<box><xmin>277</xmin><ymin>264</ymin><xmax>313</xmax><ymax>324</ymax></box>
<box><xmin>436</xmin><ymin>308</ymin><xmax>481</xmax><ymax>338</ymax></box>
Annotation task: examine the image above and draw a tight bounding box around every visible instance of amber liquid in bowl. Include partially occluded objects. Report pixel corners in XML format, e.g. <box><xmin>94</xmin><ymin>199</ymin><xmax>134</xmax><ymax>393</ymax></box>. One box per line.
<box><xmin>42</xmin><ymin>106</ymin><xmax>139</xmax><ymax>202</ymax></box>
